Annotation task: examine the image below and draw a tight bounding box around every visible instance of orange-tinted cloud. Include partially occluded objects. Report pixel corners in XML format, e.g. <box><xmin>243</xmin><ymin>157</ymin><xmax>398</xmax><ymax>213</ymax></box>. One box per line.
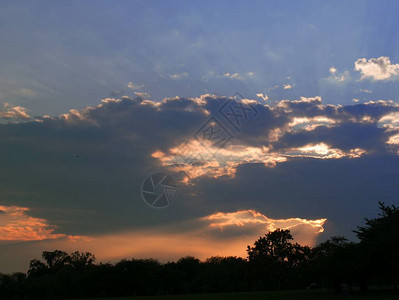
<box><xmin>202</xmin><ymin>210</ymin><xmax>326</xmax><ymax>246</ymax></box>
<box><xmin>0</xmin><ymin>206</ymin><xmax>88</xmax><ymax>242</ymax></box>
<box><xmin>285</xmin><ymin>143</ymin><xmax>366</xmax><ymax>159</ymax></box>
<box><xmin>153</xmin><ymin>139</ymin><xmax>366</xmax><ymax>183</ymax></box>
<box><xmin>4</xmin><ymin>209</ymin><xmax>325</xmax><ymax>268</ymax></box>
<box><xmin>0</xmin><ymin>206</ymin><xmax>326</xmax><ymax>272</ymax></box>
<box><xmin>0</xmin><ymin>103</ymin><xmax>31</xmax><ymax>121</ymax></box>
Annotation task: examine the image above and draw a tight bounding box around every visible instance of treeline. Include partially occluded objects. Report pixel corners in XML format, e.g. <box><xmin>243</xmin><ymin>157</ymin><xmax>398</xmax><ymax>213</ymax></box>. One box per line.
<box><xmin>1</xmin><ymin>202</ymin><xmax>399</xmax><ymax>299</ymax></box>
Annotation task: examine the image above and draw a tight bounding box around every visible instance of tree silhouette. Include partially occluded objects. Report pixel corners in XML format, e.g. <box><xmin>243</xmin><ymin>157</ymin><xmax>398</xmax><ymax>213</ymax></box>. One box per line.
<box><xmin>309</xmin><ymin>236</ymin><xmax>356</xmax><ymax>294</ymax></box>
<box><xmin>41</xmin><ymin>250</ymin><xmax>70</xmax><ymax>270</ymax></box>
<box><xmin>70</xmin><ymin>251</ymin><xmax>96</xmax><ymax>269</ymax></box>
<box><xmin>247</xmin><ymin>229</ymin><xmax>310</xmax><ymax>289</ymax></box>
<box><xmin>354</xmin><ymin>202</ymin><xmax>399</xmax><ymax>290</ymax></box>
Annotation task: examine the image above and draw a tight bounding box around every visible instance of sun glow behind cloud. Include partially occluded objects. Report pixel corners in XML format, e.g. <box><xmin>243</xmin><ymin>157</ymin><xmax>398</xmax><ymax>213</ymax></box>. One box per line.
<box><xmin>288</xmin><ymin>116</ymin><xmax>338</xmax><ymax>131</ymax></box>
<box><xmin>153</xmin><ymin>140</ymin><xmax>367</xmax><ymax>182</ymax></box>
<box><xmin>203</xmin><ymin>210</ymin><xmax>326</xmax><ymax>233</ymax></box>
<box><xmin>152</xmin><ymin>140</ymin><xmax>288</xmax><ymax>182</ymax></box>
<box><xmin>285</xmin><ymin>143</ymin><xmax>366</xmax><ymax>159</ymax></box>
<box><xmin>0</xmin><ymin>208</ymin><xmax>326</xmax><ymax>271</ymax></box>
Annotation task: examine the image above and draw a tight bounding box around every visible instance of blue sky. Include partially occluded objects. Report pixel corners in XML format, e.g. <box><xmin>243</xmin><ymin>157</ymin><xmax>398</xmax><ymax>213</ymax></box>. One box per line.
<box><xmin>1</xmin><ymin>1</ymin><xmax>399</xmax><ymax>273</ymax></box>
<box><xmin>1</xmin><ymin>0</ymin><xmax>399</xmax><ymax>115</ymax></box>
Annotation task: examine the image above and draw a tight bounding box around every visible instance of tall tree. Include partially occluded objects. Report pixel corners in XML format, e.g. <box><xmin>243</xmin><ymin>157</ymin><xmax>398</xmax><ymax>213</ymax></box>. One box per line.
<box><xmin>247</xmin><ymin>229</ymin><xmax>310</xmax><ymax>289</ymax></box>
<box><xmin>354</xmin><ymin>202</ymin><xmax>399</xmax><ymax>289</ymax></box>
<box><xmin>41</xmin><ymin>250</ymin><xmax>70</xmax><ymax>269</ymax></box>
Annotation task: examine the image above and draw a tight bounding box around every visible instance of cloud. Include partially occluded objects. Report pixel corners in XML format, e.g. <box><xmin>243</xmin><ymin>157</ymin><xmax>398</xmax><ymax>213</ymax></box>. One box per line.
<box><xmin>0</xmin><ymin>94</ymin><xmax>398</xmax><ymax>273</ymax></box>
<box><xmin>134</xmin><ymin>92</ymin><xmax>151</xmax><ymax>98</ymax></box>
<box><xmin>127</xmin><ymin>81</ymin><xmax>144</xmax><ymax>90</ymax></box>
<box><xmin>169</xmin><ymin>72</ymin><xmax>189</xmax><ymax>80</ymax></box>
<box><xmin>267</xmin><ymin>85</ymin><xmax>279</xmax><ymax>91</ymax></box>
<box><xmin>201</xmin><ymin>71</ymin><xmax>255</xmax><ymax>82</ymax></box>
<box><xmin>327</xmin><ymin>67</ymin><xmax>350</xmax><ymax>82</ymax></box>
<box><xmin>1</xmin><ymin>94</ymin><xmax>396</xmax><ymax>185</ymax></box>
<box><xmin>154</xmin><ymin>139</ymin><xmax>366</xmax><ymax>181</ymax></box>
<box><xmin>0</xmin><ymin>103</ymin><xmax>31</xmax><ymax>122</ymax></box>
<box><xmin>379</xmin><ymin>111</ymin><xmax>399</xmax><ymax>130</ymax></box>
<box><xmin>39</xmin><ymin>94</ymin><xmax>399</xmax><ymax>177</ymax></box>
<box><xmin>109</xmin><ymin>90</ymin><xmax>125</xmax><ymax>97</ymax></box>
<box><xmin>283</xmin><ymin>84</ymin><xmax>293</xmax><ymax>90</ymax></box>
<box><xmin>284</xmin><ymin>143</ymin><xmax>366</xmax><ymax>159</ymax></box>
<box><xmin>141</xmin><ymin>95</ymin><xmax>398</xmax><ymax>181</ymax></box>
<box><xmin>256</xmin><ymin>93</ymin><xmax>269</xmax><ymax>101</ymax></box>
<box><xmin>288</xmin><ymin>116</ymin><xmax>337</xmax><ymax>130</ymax></box>
<box><xmin>0</xmin><ymin>209</ymin><xmax>326</xmax><ymax>272</ymax></box>
<box><xmin>202</xmin><ymin>210</ymin><xmax>326</xmax><ymax>245</ymax></box>
<box><xmin>378</xmin><ymin>112</ymin><xmax>399</xmax><ymax>147</ymax></box>
<box><xmin>0</xmin><ymin>206</ymin><xmax>88</xmax><ymax>242</ymax></box>
<box><xmin>355</xmin><ymin>56</ymin><xmax>399</xmax><ymax>81</ymax></box>
<box><xmin>222</xmin><ymin>72</ymin><xmax>254</xmax><ymax>81</ymax></box>
<box><xmin>360</xmin><ymin>89</ymin><xmax>372</xmax><ymax>94</ymax></box>
<box><xmin>153</xmin><ymin>140</ymin><xmax>288</xmax><ymax>181</ymax></box>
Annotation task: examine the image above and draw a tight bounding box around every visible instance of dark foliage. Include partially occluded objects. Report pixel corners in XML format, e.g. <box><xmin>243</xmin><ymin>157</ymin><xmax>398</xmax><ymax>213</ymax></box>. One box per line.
<box><xmin>354</xmin><ymin>202</ymin><xmax>399</xmax><ymax>290</ymax></box>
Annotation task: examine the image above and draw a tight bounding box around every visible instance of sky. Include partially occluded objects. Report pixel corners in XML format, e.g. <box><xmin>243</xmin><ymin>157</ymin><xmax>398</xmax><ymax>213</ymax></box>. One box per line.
<box><xmin>1</xmin><ymin>0</ymin><xmax>399</xmax><ymax>273</ymax></box>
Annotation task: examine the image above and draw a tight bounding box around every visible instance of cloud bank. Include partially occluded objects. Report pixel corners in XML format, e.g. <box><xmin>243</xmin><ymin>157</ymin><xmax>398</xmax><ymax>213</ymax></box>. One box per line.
<box><xmin>0</xmin><ymin>93</ymin><xmax>398</xmax><ymax>272</ymax></box>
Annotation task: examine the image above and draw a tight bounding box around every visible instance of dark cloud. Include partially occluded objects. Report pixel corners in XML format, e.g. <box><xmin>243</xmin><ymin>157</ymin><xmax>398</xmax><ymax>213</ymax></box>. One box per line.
<box><xmin>0</xmin><ymin>95</ymin><xmax>397</xmax><ymax>243</ymax></box>
<box><xmin>274</xmin><ymin>122</ymin><xmax>388</xmax><ymax>152</ymax></box>
<box><xmin>193</xmin><ymin>154</ymin><xmax>399</xmax><ymax>241</ymax></box>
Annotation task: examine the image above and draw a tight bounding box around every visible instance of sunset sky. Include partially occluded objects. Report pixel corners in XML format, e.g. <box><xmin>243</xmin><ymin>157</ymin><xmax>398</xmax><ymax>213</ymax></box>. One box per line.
<box><xmin>1</xmin><ymin>0</ymin><xmax>399</xmax><ymax>273</ymax></box>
